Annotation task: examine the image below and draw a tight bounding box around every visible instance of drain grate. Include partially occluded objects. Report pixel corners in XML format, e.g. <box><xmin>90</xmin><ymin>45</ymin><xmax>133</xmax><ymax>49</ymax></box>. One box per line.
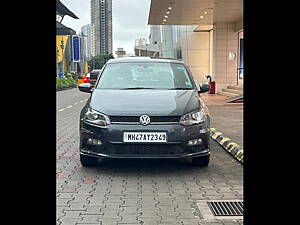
<box><xmin>207</xmin><ymin>201</ymin><xmax>243</xmax><ymax>216</ymax></box>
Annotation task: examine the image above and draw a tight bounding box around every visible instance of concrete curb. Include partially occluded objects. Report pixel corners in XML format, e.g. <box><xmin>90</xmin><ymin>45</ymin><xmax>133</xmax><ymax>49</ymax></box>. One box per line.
<box><xmin>210</xmin><ymin>128</ymin><xmax>243</xmax><ymax>164</ymax></box>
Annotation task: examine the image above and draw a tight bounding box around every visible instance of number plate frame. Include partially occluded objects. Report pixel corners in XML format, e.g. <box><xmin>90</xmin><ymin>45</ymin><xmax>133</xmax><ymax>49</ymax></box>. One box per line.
<box><xmin>123</xmin><ymin>132</ymin><xmax>167</xmax><ymax>143</ymax></box>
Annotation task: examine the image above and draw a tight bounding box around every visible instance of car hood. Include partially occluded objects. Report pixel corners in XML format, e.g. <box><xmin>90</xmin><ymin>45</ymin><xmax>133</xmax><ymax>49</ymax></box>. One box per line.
<box><xmin>89</xmin><ymin>89</ymin><xmax>201</xmax><ymax>116</ymax></box>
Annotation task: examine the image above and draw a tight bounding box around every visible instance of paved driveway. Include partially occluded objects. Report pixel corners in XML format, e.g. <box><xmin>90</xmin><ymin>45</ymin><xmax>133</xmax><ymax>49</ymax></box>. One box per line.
<box><xmin>56</xmin><ymin>89</ymin><xmax>243</xmax><ymax>225</ymax></box>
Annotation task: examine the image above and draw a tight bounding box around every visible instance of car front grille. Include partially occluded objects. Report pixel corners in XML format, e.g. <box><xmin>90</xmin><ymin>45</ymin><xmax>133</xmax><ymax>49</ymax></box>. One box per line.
<box><xmin>111</xmin><ymin>144</ymin><xmax>185</xmax><ymax>156</ymax></box>
<box><xmin>110</xmin><ymin>116</ymin><xmax>181</xmax><ymax>124</ymax></box>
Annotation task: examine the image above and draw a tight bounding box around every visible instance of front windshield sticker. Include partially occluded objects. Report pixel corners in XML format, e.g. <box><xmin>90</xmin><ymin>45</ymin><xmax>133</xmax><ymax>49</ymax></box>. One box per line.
<box><xmin>185</xmin><ymin>82</ymin><xmax>192</xmax><ymax>87</ymax></box>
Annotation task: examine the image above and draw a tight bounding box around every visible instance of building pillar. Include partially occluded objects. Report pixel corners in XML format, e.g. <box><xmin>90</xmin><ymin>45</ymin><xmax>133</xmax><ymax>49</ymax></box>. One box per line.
<box><xmin>212</xmin><ymin>23</ymin><xmax>239</xmax><ymax>93</ymax></box>
<box><xmin>179</xmin><ymin>25</ymin><xmax>210</xmax><ymax>84</ymax></box>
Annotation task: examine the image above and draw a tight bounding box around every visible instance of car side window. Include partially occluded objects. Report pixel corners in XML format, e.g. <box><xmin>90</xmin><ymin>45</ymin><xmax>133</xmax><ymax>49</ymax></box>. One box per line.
<box><xmin>171</xmin><ymin>64</ymin><xmax>193</xmax><ymax>88</ymax></box>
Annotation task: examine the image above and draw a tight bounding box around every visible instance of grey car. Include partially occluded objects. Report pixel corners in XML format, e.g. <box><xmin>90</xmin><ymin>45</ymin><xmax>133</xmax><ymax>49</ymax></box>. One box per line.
<box><xmin>78</xmin><ymin>57</ymin><xmax>211</xmax><ymax>167</ymax></box>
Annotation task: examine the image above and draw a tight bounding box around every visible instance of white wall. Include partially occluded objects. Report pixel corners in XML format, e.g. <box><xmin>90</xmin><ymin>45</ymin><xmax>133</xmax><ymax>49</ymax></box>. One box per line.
<box><xmin>177</xmin><ymin>24</ymin><xmax>240</xmax><ymax>92</ymax></box>
<box><xmin>212</xmin><ymin>23</ymin><xmax>239</xmax><ymax>92</ymax></box>
<box><xmin>179</xmin><ymin>26</ymin><xmax>211</xmax><ymax>84</ymax></box>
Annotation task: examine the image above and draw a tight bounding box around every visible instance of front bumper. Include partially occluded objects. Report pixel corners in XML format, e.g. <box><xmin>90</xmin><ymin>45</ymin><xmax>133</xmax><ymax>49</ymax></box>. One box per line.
<box><xmin>79</xmin><ymin>121</ymin><xmax>210</xmax><ymax>159</ymax></box>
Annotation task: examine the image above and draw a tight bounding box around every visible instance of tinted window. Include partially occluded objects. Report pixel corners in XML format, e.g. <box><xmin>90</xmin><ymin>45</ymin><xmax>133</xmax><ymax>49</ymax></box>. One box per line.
<box><xmin>96</xmin><ymin>62</ymin><xmax>194</xmax><ymax>89</ymax></box>
<box><xmin>90</xmin><ymin>71</ymin><xmax>100</xmax><ymax>79</ymax></box>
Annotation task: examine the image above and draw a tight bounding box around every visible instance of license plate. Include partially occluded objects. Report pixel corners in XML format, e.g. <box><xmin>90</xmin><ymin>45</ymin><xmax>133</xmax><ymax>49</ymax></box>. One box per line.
<box><xmin>123</xmin><ymin>132</ymin><xmax>167</xmax><ymax>143</ymax></box>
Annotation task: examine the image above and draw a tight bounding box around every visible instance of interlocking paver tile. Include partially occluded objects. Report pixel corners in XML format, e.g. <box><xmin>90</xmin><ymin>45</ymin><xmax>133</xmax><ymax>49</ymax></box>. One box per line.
<box><xmin>88</xmin><ymin>196</ymin><xmax>108</xmax><ymax>205</ymax></box>
<box><xmin>57</xmin><ymin>198</ymin><xmax>72</xmax><ymax>207</ymax></box>
<box><xmin>176</xmin><ymin>203</ymin><xmax>194</xmax><ymax>210</ymax></box>
<box><xmin>119</xmin><ymin>212</ymin><xmax>142</xmax><ymax>223</ymax></box>
<box><xmin>80</xmin><ymin>215</ymin><xmax>102</xmax><ymax>223</ymax></box>
<box><xmin>81</xmin><ymin>206</ymin><xmax>103</xmax><ymax>215</ymax></box>
<box><xmin>58</xmin><ymin>218</ymin><xmax>83</xmax><ymax>225</ymax></box>
<box><xmin>199</xmin><ymin>223</ymin><xmax>224</xmax><ymax>225</ymax></box>
<box><xmin>121</xmin><ymin>206</ymin><xmax>139</xmax><ymax>214</ymax></box>
<box><xmin>62</xmin><ymin>211</ymin><xmax>82</xmax><ymax>218</ymax></box>
<box><xmin>137</xmin><ymin>209</ymin><xmax>160</xmax><ymax>218</ymax></box>
<box><xmin>180</xmin><ymin>218</ymin><xmax>202</xmax><ymax>225</ymax></box>
<box><xmin>77</xmin><ymin>223</ymin><xmax>101</xmax><ymax>225</ymax></box>
<box><xmin>159</xmin><ymin>215</ymin><xmax>181</xmax><ymax>224</ymax></box>
<box><xmin>57</xmin><ymin>206</ymin><xmax>66</xmax><ymax>219</ymax></box>
<box><xmin>98</xmin><ymin>218</ymin><xmax>120</xmax><ymax>225</ymax></box>
<box><xmin>69</xmin><ymin>196</ymin><xmax>89</xmax><ymax>203</ymax></box>
<box><xmin>105</xmin><ymin>196</ymin><xmax>124</xmax><ymax>203</ymax></box>
<box><xmin>99</xmin><ymin>211</ymin><xmax>121</xmax><ymax>219</ymax></box>
<box><xmin>65</xmin><ymin>203</ymin><xmax>86</xmax><ymax>211</ymax></box>
<box><xmin>138</xmin><ymin>218</ymin><xmax>160</xmax><ymax>225</ymax></box>
<box><xmin>222</xmin><ymin>222</ymin><xmax>241</xmax><ymax>225</ymax></box>
<box><xmin>58</xmin><ymin>193</ymin><xmax>74</xmax><ymax>199</ymax></box>
<box><xmin>177</xmin><ymin>210</ymin><xmax>199</xmax><ymax>219</ymax></box>
<box><xmin>189</xmin><ymin>192</ymin><xmax>206</xmax><ymax>199</ymax></box>
<box><xmin>103</xmin><ymin>202</ymin><xmax>122</xmax><ymax>211</ymax></box>
<box><xmin>157</xmin><ymin>206</ymin><xmax>177</xmax><ymax>213</ymax></box>
<box><xmin>138</xmin><ymin>203</ymin><xmax>157</xmax><ymax>210</ymax></box>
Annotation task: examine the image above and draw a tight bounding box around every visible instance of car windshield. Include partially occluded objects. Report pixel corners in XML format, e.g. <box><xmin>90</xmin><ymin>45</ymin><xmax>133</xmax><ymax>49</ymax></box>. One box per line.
<box><xmin>96</xmin><ymin>62</ymin><xmax>194</xmax><ymax>90</ymax></box>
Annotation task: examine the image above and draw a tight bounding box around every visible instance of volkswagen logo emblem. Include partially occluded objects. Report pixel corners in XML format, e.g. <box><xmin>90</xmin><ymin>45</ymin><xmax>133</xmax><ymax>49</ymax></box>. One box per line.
<box><xmin>140</xmin><ymin>115</ymin><xmax>150</xmax><ymax>126</ymax></box>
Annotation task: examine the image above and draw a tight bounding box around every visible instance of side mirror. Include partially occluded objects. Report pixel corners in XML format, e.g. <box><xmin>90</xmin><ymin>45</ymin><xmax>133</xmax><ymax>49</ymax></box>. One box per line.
<box><xmin>198</xmin><ymin>82</ymin><xmax>210</xmax><ymax>93</ymax></box>
<box><xmin>78</xmin><ymin>83</ymin><xmax>93</xmax><ymax>93</ymax></box>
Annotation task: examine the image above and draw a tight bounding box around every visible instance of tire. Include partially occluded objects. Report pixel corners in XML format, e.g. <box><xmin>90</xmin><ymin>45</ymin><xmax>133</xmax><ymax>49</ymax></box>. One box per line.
<box><xmin>80</xmin><ymin>154</ymin><xmax>98</xmax><ymax>167</ymax></box>
<box><xmin>192</xmin><ymin>155</ymin><xmax>210</xmax><ymax>167</ymax></box>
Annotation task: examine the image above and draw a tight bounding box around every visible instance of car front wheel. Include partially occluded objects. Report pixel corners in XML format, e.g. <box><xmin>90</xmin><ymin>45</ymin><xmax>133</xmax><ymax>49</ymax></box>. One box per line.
<box><xmin>192</xmin><ymin>155</ymin><xmax>210</xmax><ymax>167</ymax></box>
<box><xmin>80</xmin><ymin>154</ymin><xmax>98</xmax><ymax>167</ymax></box>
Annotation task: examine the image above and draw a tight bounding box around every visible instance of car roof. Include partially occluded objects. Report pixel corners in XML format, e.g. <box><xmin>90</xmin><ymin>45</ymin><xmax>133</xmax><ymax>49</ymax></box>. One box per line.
<box><xmin>106</xmin><ymin>57</ymin><xmax>184</xmax><ymax>64</ymax></box>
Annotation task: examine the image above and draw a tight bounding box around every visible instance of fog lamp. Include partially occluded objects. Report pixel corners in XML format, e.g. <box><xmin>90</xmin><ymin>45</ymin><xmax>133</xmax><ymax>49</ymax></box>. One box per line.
<box><xmin>188</xmin><ymin>138</ymin><xmax>203</xmax><ymax>146</ymax></box>
<box><xmin>87</xmin><ymin>138</ymin><xmax>102</xmax><ymax>146</ymax></box>
<box><xmin>199</xmin><ymin>128</ymin><xmax>208</xmax><ymax>133</ymax></box>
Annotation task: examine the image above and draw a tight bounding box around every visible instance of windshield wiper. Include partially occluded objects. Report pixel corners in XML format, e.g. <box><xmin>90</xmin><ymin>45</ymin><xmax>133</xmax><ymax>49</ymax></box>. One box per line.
<box><xmin>120</xmin><ymin>87</ymin><xmax>156</xmax><ymax>90</ymax></box>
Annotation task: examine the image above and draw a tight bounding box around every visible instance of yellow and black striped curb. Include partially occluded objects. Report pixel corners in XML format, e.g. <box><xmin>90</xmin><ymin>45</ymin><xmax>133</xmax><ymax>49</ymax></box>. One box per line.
<box><xmin>210</xmin><ymin>128</ymin><xmax>243</xmax><ymax>164</ymax></box>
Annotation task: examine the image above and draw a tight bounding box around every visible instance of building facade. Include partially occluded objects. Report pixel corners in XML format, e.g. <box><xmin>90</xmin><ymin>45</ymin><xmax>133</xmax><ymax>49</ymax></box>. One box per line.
<box><xmin>56</xmin><ymin>0</ymin><xmax>82</xmax><ymax>76</ymax></box>
<box><xmin>115</xmin><ymin>48</ymin><xmax>126</xmax><ymax>58</ymax></box>
<box><xmin>90</xmin><ymin>0</ymin><xmax>113</xmax><ymax>56</ymax></box>
<box><xmin>134</xmin><ymin>36</ymin><xmax>160</xmax><ymax>57</ymax></box>
<box><xmin>134</xmin><ymin>44</ymin><xmax>160</xmax><ymax>57</ymax></box>
<box><xmin>149</xmin><ymin>25</ymin><xmax>161</xmax><ymax>45</ymax></box>
<box><xmin>148</xmin><ymin>0</ymin><xmax>243</xmax><ymax>95</ymax></box>
<box><xmin>148</xmin><ymin>25</ymin><xmax>182</xmax><ymax>59</ymax></box>
<box><xmin>135</xmin><ymin>38</ymin><xmax>147</xmax><ymax>47</ymax></box>
<box><xmin>81</xmin><ymin>24</ymin><xmax>92</xmax><ymax>59</ymax></box>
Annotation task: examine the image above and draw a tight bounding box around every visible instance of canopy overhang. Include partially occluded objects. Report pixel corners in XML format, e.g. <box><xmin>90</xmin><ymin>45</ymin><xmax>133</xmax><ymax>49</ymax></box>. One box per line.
<box><xmin>56</xmin><ymin>21</ymin><xmax>76</xmax><ymax>35</ymax></box>
<box><xmin>148</xmin><ymin>0</ymin><xmax>243</xmax><ymax>30</ymax></box>
<box><xmin>56</xmin><ymin>0</ymin><xmax>79</xmax><ymax>19</ymax></box>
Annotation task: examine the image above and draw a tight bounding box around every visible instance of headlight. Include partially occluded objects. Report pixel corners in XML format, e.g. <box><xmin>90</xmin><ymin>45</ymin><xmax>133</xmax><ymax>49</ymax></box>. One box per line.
<box><xmin>84</xmin><ymin>108</ymin><xmax>111</xmax><ymax>126</ymax></box>
<box><xmin>179</xmin><ymin>109</ymin><xmax>206</xmax><ymax>126</ymax></box>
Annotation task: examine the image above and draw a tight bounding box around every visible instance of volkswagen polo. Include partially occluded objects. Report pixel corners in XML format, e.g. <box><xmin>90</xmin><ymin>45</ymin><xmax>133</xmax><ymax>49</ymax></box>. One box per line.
<box><xmin>78</xmin><ymin>57</ymin><xmax>211</xmax><ymax>167</ymax></box>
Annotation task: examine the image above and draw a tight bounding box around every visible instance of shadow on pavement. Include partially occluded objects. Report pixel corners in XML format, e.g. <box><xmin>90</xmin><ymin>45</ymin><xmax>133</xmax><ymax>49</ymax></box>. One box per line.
<box><xmin>79</xmin><ymin>158</ymin><xmax>211</xmax><ymax>175</ymax></box>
